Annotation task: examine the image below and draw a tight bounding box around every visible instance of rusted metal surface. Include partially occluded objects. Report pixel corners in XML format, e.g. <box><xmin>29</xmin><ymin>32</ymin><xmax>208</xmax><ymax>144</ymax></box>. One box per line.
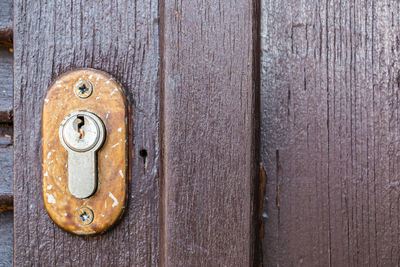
<box><xmin>42</xmin><ymin>69</ymin><xmax>128</xmax><ymax>235</ymax></box>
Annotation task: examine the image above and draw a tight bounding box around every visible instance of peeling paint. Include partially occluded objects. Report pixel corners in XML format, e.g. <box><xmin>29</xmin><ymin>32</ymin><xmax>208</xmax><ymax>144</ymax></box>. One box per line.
<box><xmin>119</xmin><ymin>170</ymin><xmax>124</xmax><ymax>178</ymax></box>
<box><xmin>110</xmin><ymin>88</ymin><xmax>118</xmax><ymax>96</ymax></box>
<box><xmin>47</xmin><ymin>185</ymin><xmax>53</xmax><ymax>190</ymax></box>
<box><xmin>109</xmin><ymin>192</ymin><xmax>119</xmax><ymax>207</ymax></box>
<box><xmin>46</xmin><ymin>193</ymin><xmax>56</xmax><ymax>204</ymax></box>
<box><xmin>111</xmin><ymin>142</ymin><xmax>120</xmax><ymax>148</ymax></box>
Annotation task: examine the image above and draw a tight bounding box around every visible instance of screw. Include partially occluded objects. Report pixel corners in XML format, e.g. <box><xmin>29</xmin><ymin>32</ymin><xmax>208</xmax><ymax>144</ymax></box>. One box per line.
<box><xmin>75</xmin><ymin>207</ymin><xmax>94</xmax><ymax>225</ymax></box>
<box><xmin>74</xmin><ymin>80</ymin><xmax>93</xmax><ymax>98</ymax></box>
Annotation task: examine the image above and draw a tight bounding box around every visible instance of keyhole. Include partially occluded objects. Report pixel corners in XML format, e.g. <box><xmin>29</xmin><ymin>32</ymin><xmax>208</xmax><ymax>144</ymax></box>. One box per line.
<box><xmin>76</xmin><ymin>116</ymin><xmax>85</xmax><ymax>139</ymax></box>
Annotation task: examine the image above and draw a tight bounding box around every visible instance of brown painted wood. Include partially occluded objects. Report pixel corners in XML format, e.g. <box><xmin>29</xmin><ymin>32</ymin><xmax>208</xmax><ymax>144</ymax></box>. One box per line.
<box><xmin>261</xmin><ymin>1</ymin><xmax>400</xmax><ymax>266</ymax></box>
<box><xmin>0</xmin><ymin>46</ymin><xmax>13</xmax><ymax>123</ymax></box>
<box><xmin>0</xmin><ymin>0</ymin><xmax>12</xmax><ymax>42</ymax></box>
<box><xmin>0</xmin><ymin>122</ymin><xmax>11</xmax><ymax>136</ymax></box>
<box><xmin>161</xmin><ymin>0</ymin><xmax>260</xmax><ymax>266</ymax></box>
<box><xmin>0</xmin><ymin>110</ymin><xmax>12</xmax><ymax>122</ymax></box>
<box><xmin>0</xmin><ymin>135</ymin><xmax>12</xmax><ymax>207</ymax></box>
<box><xmin>14</xmin><ymin>1</ymin><xmax>159</xmax><ymax>265</ymax></box>
<box><xmin>0</xmin><ymin>45</ymin><xmax>13</xmax><ymax>206</ymax></box>
<box><xmin>0</xmin><ymin>210</ymin><xmax>13</xmax><ymax>266</ymax></box>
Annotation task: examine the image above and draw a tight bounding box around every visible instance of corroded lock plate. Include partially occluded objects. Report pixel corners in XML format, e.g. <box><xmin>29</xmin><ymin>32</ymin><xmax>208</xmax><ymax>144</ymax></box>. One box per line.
<box><xmin>42</xmin><ymin>68</ymin><xmax>129</xmax><ymax>235</ymax></box>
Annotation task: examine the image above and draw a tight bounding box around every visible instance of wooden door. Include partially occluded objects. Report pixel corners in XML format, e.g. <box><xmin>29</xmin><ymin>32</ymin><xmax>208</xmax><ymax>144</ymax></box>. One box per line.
<box><xmin>1</xmin><ymin>0</ymin><xmax>400</xmax><ymax>266</ymax></box>
<box><xmin>6</xmin><ymin>0</ymin><xmax>259</xmax><ymax>266</ymax></box>
<box><xmin>0</xmin><ymin>0</ymin><xmax>14</xmax><ymax>266</ymax></box>
<box><xmin>261</xmin><ymin>1</ymin><xmax>400</xmax><ymax>266</ymax></box>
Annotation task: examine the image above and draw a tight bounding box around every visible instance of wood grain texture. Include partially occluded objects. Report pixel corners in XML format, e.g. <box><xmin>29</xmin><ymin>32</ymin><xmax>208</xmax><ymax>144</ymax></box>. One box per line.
<box><xmin>14</xmin><ymin>1</ymin><xmax>159</xmax><ymax>265</ymax></box>
<box><xmin>0</xmin><ymin>135</ymin><xmax>12</xmax><ymax>207</ymax></box>
<box><xmin>0</xmin><ymin>41</ymin><xmax>13</xmax><ymax>207</ymax></box>
<box><xmin>0</xmin><ymin>210</ymin><xmax>13</xmax><ymax>266</ymax></box>
<box><xmin>0</xmin><ymin>0</ymin><xmax>12</xmax><ymax>42</ymax></box>
<box><xmin>161</xmin><ymin>0</ymin><xmax>260</xmax><ymax>265</ymax></box>
<box><xmin>261</xmin><ymin>0</ymin><xmax>400</xmax><ymax>266</ymax></box>
<box><xmin>0</xmin><ymin>46</ymin><xmax>13</xmax><ymax>123</ymax></box>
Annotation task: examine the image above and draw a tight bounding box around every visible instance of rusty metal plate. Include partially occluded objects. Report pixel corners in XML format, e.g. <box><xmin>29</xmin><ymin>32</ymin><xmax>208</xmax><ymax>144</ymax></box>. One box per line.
<box><xmin>42</xmin><ymin>68</ymin><xmax>129</xmax><ymax>235</ymax></box>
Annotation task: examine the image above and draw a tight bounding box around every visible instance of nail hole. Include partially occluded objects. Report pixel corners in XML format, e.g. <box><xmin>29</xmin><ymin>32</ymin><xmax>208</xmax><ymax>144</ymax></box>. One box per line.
<box><xmin>139</xmin><ymin>149</ymin><xmax>147</xmax><ymax>158</ymax></box>
<box><xmin>139</xmin><ymin>149</ymin><xmax>147</xmax><ymax>166</ymax></box>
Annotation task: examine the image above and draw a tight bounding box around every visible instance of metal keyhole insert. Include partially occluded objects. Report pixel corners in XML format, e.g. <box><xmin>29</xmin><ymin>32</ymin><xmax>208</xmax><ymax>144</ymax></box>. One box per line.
<box><xmin>59</xmin><ymin>111</ymin><xmax>106</xmax><ymax>199</ymax></box>
<box><xmin>61</xmin><ymin>112</ymin><xmax>102</xmax><ymax>153</ymax></box>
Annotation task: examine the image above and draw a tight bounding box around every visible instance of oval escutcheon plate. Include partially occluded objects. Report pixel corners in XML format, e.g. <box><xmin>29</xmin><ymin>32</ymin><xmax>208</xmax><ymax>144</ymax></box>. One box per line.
<box><xmin>42</xmin><ymin>68</ymin><xmax>129</xmax><ymax>235</ymax></box>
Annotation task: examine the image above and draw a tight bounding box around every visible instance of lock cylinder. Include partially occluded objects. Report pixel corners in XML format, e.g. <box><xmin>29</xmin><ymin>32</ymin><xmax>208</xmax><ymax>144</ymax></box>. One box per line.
<box><xmin>59</xmin><ymin>111</ymin><xmax>106</xmax><ymax>199</ymax></box>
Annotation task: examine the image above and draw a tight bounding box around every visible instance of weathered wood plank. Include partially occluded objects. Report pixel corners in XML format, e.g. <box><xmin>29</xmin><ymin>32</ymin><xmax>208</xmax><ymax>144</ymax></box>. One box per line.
<box><xmin>161</xmin><ymin>0</ymin><xmax>260</xmax><ymax>265</ymax></box>
<box><xmin>0</xmin><ymin>1</ymin><xmax>15</xmax><ymax>206</ymax></box>
<box><xmin>0</xmin><ymin>46</ymin><xmax>13</xmax><ymax>123</ymax></box>
<box><xmin>0</xmin><ymin>0</ymin><xmax>12</xmax><ymax>42</ymax></box>
<box><xmin>0</xmin><ymin>211</ymin><xmax>13</xmax><ymax>266</ymax></box>
<box><xmin>14</xmin><ymin>1</ymin><xmax>159</xmax><ymax>265</ymax></box>
<box><xmin>261</xmin><ymin>0</ymin><xmax>400</xmax><ymax>266</ymax></box>
<box><xmin>0</xmin><ymin>135</ymin><xmax>12</xmax><ymax>207</ymax></box>
<box><xmin>261</xmin><ymin>2</ymin><xmax>330</xmax><ymax>265</ymax></box>
<box><xmin>0</xmin><ymin>124</ymin><xmax>12</xmax><ymax>207</ymax></box>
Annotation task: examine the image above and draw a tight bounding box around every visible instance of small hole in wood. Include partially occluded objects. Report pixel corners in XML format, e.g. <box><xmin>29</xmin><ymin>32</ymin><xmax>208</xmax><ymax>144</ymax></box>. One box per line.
<box><xmin>139</xmin><ymin>149</ymin><xmax>148</xmax><ymax>167</ymax></box>
<box><xmin>139</xmin><ymin>149</ymin><xmax>147</xmax><ymax>158</ymax></box>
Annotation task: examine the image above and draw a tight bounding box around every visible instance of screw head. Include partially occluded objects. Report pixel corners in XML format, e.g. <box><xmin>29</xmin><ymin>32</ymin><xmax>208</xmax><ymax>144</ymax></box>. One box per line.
<box><xmin>75</xmin><ymin>207</ymin><xmax>94</xmax><ymax>225</ymax></box>
<box><xmin>74</xmin><ymin>80</ymin><xmax>93</xmax><ymax>98</ymax></box>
